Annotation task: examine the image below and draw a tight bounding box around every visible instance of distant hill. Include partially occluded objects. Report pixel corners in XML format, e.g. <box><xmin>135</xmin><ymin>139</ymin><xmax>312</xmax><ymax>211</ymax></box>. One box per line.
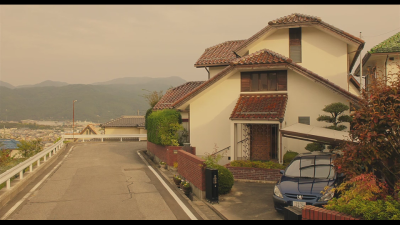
<box><xmin>0</xmin><ymin>81</ymin><xmax>15</xmax><ymax>89</ymax></box>
<box><xmin>92</xmin><ymin>76</ymin><xmax>185</xmax><ymax>86</ymax></box>
<box><xmin>17</xmin><ymin>80</ymin><xmax>69</xmax><ymax>88</ymax></box>
<box><xmin>0</xmin><ymin>76</ymin><xmax>187</xmax><ymax>123</ymax></box>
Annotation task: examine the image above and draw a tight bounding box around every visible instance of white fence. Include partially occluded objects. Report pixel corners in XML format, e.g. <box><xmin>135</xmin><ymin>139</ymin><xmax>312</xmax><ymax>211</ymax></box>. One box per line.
<box><xmin>62</xmin><ymin>134</ymin><xmax>147</xmax><ymax>142</ymax></box>
<box><xmin>0</xmin><ymin>137</ymin><xmax>65</xmax><ymax>190</ymax></box>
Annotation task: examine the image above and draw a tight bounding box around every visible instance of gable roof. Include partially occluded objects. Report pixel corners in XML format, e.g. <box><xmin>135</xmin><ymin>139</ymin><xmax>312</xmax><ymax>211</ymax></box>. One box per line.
<box><xmin>233</xmin><ymin>13</ymin><xmax>365</xmax><ymax>72</ymax></box>
<box><xmin>194</xmin><ymin>40</ymin><xmax>245</xmax><ymax>67</ymax></box>
<box><xmin>353</xmin><ymin>32</ymin><xmax>400</xmax><ymax>76</ymax></box>
<box><xmin>230</xmin><ymin>94</ymin><xmax>288</xmax><ymax>120</ymax></box>
<box><xmin>101</xmin><ymin>116</ymin><xmax>145</xmax><ymax>128</ymax></box>
<box><xmin>153</xmin><ymin>81</ymin><xmax>205</xmax><ymax>110</ymax></box>
<box><xmin>172</xmin><ymin>48</ymin><xmax>361</xmax><ymax>109</ymax></box>
<box><xmin>80</xmin><ymin>124</ymin><xmax>99</xmax><ymax>135</ymax></box>
<box><xmin>369</xmin><ymin>32</ymin><xmax>400</xmax><ymax>54</ymax></box>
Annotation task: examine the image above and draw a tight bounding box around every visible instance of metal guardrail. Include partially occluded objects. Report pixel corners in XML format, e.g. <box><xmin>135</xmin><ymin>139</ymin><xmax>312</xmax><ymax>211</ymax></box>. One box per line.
<box><xmin>62</xmin><ymin>134</ymin><xmax>147</xmax><ymax>142</ymax></box>
<box><xmin>0</xmin><ymin>137</ymin><xmax>65</xmax><ymax>190</ymax></box>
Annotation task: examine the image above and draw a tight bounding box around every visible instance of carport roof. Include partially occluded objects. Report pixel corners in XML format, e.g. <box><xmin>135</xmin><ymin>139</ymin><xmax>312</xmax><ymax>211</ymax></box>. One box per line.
<box><xmin>280</xmin><ymin>123</ymin><xmax>351</xmax><ymax>145</ymax></box>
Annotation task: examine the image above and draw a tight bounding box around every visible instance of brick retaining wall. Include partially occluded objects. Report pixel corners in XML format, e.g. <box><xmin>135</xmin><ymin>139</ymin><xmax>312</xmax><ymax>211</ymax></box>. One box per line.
<box><xmin>302</xmin><ymin>205</ymin><xmax>360</xmax><ymax>220</ymax></box>
<box><xmin>177</xmin><ymin>150</ymin><xmax>206</xmax><ymax>192</ymax></box>
<box><xmin>225</xmin><ymin>163</ymin><xmax>282</xmax><ymax>182</ymax></box>
<box><xmin>147</xmin><ymin>142</ymin><xmax>196</xmax><ymax>167</ymax></box>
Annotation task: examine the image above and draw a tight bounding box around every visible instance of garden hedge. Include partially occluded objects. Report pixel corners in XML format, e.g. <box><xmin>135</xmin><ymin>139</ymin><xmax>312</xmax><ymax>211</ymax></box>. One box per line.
<box><xmin>147</xmin><ymin>109</ymin><xmax>182</xmax><ymax>146</ymax></box>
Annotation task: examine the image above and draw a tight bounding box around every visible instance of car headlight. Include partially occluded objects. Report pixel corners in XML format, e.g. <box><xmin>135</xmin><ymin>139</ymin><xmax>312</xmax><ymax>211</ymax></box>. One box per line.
<box><xmin>274</xmin><ymin>185</ymin><xmax>283</xmax><ymax>198</ymax></box>
<box><xmin>318</xmin><ymin>189</ymin><xmax>335</xmax><ymax>202</ymax></box>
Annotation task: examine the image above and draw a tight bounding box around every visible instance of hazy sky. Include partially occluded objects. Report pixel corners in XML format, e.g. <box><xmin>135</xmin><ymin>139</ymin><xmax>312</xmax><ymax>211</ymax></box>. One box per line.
<box><xmin>1</xmin><ymin>5</ymin><xmax>400</xmax><ymax>86</ymax></box>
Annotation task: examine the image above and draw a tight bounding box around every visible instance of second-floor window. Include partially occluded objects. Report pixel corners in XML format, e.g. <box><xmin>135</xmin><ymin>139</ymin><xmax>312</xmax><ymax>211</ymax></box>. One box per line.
<box><xmin>289</xmin><ymin>27</ymin><xmax>302</xmax><ymax>63</ymax></box>
<box><xmin>241</xmin><ymin>71</ymin><xmax>287</xmax><ymax>92</ymax></box>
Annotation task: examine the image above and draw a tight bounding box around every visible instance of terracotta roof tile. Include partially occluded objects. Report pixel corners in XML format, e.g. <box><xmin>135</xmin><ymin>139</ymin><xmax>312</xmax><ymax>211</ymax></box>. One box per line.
<box><xmin>268</xmin><ymin>13</ymin><xmax>321</xmax><ymax>25</ymax></box>
<box><xmin>230</xmin><ymin>49</ymin><xmax>292</xmax><ymax>65</ymax></box>
<box><xmin>153</xmin><ymin>81</ymin><xmax>205</xmax><ymax>110</ymax></box>
<box><xmin>194</xmin><ymin>40</ymin><xmax>245</xmax><ymax>67</ymax></box>
<box><xmin>101</xmin><ymin>116</ymin><xmax>145</xmax><ymax>127</ymax></box>
<box><xmin>230</xmin><ymin>94</ymin><xmax>288</xmax><ymax>120</ymax></box>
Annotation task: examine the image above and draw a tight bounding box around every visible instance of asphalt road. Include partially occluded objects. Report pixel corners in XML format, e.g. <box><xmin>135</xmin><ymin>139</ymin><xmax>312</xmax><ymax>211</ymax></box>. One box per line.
<box><xmin>0</xmin><ymin>142</ymin><xmax>202</xmax><ymax>220</ymax></box>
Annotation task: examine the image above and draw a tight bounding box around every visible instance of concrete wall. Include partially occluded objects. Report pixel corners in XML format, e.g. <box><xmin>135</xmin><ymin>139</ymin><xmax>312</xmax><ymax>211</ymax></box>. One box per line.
<box><xmin>249</xmin><ymin>27</ymin><xmax>348</xmax><ymax>89</ymax></box>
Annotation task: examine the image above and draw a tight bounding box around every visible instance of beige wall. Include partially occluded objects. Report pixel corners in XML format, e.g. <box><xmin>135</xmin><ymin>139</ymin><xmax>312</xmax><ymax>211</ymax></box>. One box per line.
<box><xmin>248</xmin><ymin>27</ymin><xmax>348</xmax><ymax>89</ymax></box>
<box><xmin>209</xmin><ymin>66</ymin><xmax>227</xmax><ymax>79</ymax></box>
<box><xmin>189</xmin><ymin>68</ymin><xmax>351</xmax><ymax>164</ymax></box>
<box><xmin>105</xmin><ymin>127</ymin><xmax>141</xmax><ymax>135</ymax></box>
<box><xmin>348</xmin><ymin>82</ymin><xmax>360</xmax><ymax>96</ymax></box>
<box><xmin>249</xmin><ymin>28</ymin><xmax>289</xmax><ymax>58</ymax></box>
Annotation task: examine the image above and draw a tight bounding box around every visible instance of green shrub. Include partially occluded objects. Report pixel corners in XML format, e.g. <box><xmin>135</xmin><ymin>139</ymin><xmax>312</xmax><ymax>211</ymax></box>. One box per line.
<box><xmin>325</xmin><ymin>173</ymin><xmax>400</xmax><ymax>220</ymax></box>
<box><xmin>215</xmin><ymin>165</ymin><xmax>234</xmax><ymax>195</ymax></box>
<box><xmin>283</xmin><ymin>151</ymin><xmax>299</xmax><ymax>164</ymax></box>
<box><xmin>147</xmin><ymin>109</ymin><xmax>183</xmax><ymax>146</ymax></box>
<box><xmin>305</xmin><ymin>142</ymin><xmax>325</xmax><ymax>152</ymax></box>
<box><xmin>230</xmin><ymin>160</ymin><xmax>286</xmax><ymax>170</ymax></box>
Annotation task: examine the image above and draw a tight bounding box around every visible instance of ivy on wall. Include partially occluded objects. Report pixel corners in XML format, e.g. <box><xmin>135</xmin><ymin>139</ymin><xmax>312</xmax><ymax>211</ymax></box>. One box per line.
<box><xmin>147</xmin><ymin>109</ymin><xmax>183</xmax><ymax>146</ymax></box>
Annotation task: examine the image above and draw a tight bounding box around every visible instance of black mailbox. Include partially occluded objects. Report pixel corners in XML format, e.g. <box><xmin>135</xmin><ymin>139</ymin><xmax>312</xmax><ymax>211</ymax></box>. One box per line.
<box><xmin>205</xmin><ymin>168</ymin><xmax>218</xmax><ymax>203</ymax></box>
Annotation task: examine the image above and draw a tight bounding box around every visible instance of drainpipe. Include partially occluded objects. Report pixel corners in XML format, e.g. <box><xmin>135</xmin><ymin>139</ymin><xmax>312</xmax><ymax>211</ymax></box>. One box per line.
<box><xmin>279</xmin><ymin>118</ymin><xmax>284</xmax><ymax>164</ymax></box>
<box><xmin>204</xmin><ymin>67</ymin><xmax>210</xmax><ymax>80</ymax></box>
<box><xmin>385</xmin><ymin>54</ymin><xmax>389</xmax><ymax>85</ymax></box>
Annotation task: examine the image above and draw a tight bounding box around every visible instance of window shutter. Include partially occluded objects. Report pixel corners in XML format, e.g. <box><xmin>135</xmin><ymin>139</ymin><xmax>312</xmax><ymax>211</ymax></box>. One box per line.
<box><xmin>241</xmin><ymin>73</ymin><xmax>251</xmax><ymax>92</ymax></box>
<box><xmin>268</xmin><ymin>73</ymin><xmax>277</xmax><ymax>91</ymax></box>
<box><xmin>277</xmin><ymin>71</ymin><xmax>287</xmax><ymax>91</ymax></box>
<box><xmin>289</xmin><ymin>28</ymin><xmax>302</xmax><ymax>63</ymax></box>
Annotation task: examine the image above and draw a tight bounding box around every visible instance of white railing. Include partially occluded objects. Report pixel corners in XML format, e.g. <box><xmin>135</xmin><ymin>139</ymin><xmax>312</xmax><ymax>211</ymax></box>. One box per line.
<box><xmin>62</xmin><ymin>134</ymin><xmax>147</xmax><ymax>142</ymax></box>
<box><xmin>0</xmin><ymin>137</ymin><xmax>65</xmax><ymax>190</ymax></box>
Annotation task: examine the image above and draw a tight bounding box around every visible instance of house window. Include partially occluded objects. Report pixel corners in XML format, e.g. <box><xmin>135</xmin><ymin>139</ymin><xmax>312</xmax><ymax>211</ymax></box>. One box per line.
<box><xmin>298</xmin><ymin>116</ymin><xmax>310</xmax><ymax>125</ymax></box>
<box><xmin>241</xmin><ymin>71</ymin><xmax>287</xmax><ymax>92</ymax></box>
<box><xmin>289</xmin><ymin>28</ymin><xmax>302</xmax><ymax>63</ymax></box>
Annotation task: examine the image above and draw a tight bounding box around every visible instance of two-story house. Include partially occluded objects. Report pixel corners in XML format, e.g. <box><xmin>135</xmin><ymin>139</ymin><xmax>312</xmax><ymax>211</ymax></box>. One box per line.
<box><xmin>154</xmin><ymin>13</ymin><xmax>364</xmax><ymax>165</ymax></box>
<box><xmin>354</xmin><ymin>32</ymin><xmax>400</xmax><ymax>89</ymax></box>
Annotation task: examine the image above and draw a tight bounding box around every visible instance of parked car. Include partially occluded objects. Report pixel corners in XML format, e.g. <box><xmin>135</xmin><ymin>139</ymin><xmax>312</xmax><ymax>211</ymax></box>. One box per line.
<box><xmin>273</xmin><ymin>151</ymin><xmax>343</xmax><ymax>211</ymax></box>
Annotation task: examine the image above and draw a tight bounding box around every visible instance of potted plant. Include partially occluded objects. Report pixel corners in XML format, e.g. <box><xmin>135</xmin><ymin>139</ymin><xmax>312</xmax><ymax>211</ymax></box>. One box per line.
<box><xmin>173</xmin><ymin>175</ymin><xmax>182</xmax><ymax>187</ymax></box>
<box><xmin>159</xmin><ymin>161</ymin><xmax>167</xmax><ymax>169</ymax></box>
<box><xmin>181</xmin><ymin>180</ymin><xmax>192</xmax><ymax>195</ymax></box>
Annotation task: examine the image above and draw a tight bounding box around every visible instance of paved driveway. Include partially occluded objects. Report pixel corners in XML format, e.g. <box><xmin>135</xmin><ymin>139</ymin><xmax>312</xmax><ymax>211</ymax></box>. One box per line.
<box><xmin>212</xmin><ymin>181</ymin><xmax>284</xmax><ymax>220</ymax></box>
<box><xmin>3</xmin><ymin>142</ymin><xmax>200</xmax><ymax>220</ymax></box>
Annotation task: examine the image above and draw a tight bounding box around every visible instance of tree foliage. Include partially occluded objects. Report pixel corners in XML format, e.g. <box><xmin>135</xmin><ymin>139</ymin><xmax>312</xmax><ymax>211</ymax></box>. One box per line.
<box><xmin>146</xmin><ymin>109</ymin><xmax>182</xmax><ymax>146</ymax></box>
<box><xmin>334</xmin><ymin>71</ymin><xmax>400</xmax><ymax>192</ymax></box>
<box><xmin>140</xmin><ymin>89</ymin><xmax>164</xmax><ymax>108</ymax></box>
<box><xmin>17</xmin><ymin>138</ymin><xmax>43</xmax><ymax>158</ymax></box>
<box><xmin>305</xmin><ymin>102</ymin><xmax>352</xmax><ymax>152</ymax></box>
<box><xmin>317</xmin><ymin>102</ymin><xmax>352</xmax><ymax>131</ymax></box>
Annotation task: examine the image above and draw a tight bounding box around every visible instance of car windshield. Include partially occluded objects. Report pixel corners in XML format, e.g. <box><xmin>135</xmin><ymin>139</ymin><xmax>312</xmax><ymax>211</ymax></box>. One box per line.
<box><xmin>284</xmin><ymin>156</ymin><xmax>335</xmax><ymax>179</ymax></box>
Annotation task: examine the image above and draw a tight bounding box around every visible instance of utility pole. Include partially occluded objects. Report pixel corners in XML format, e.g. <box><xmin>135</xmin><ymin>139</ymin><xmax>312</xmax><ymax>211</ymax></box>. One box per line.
<box><xmin>360</xmin><ymin>32</ymin><xmax>363</xmax><ymax>90</ymax></box>
<box><xmin>73</xmin><ymin>100</ymin><xmax>77</xmax><ymax>142</ymax></box>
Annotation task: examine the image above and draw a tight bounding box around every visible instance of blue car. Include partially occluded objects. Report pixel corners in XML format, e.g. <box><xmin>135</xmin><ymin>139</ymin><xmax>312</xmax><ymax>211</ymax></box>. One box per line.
<box><xmin>273</xmin><ymin>152</ymin><xmax>342</xmax><ymax>211</ymax></box>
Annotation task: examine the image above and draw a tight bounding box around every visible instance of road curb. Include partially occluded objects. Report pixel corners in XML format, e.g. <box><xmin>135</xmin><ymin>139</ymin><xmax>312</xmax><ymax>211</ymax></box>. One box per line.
<box><xmin>138</xmin><ymin>149</ymin><xmax>226</xmax><ymax>220</ymax></box>
<box><xmin>0</xmin><ymin>143</ymin><xmax>72</xmax><ymax>209</ymax></box>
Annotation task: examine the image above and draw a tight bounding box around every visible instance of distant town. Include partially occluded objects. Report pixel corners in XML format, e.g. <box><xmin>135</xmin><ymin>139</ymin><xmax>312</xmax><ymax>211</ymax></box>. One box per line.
<box><xmin>0</xmin><ymin>120</ymin><xmax>104</xmax><ymax>147</ymax></box>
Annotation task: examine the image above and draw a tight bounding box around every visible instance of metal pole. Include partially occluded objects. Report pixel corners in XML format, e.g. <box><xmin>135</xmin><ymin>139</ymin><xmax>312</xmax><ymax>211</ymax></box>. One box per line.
<box><xmin>360</xmin><ymin>32</ymin><xmax>363</xmax><ymax>90</ymax></box>
<box><xmin>73</xmin><ymin>100</ymin><xmax>75</xmax><ymax>142</ymax></box>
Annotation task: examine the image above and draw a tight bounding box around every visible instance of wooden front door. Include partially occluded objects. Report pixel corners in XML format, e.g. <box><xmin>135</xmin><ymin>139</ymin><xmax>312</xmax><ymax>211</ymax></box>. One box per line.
<box><xmin>250</xmin><ymin>124</ymin><xmax>278</xmax><ymax>161</ymax></box>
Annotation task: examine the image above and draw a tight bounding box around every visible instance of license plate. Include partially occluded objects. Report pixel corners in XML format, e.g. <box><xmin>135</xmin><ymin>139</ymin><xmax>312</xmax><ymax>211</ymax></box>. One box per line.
<box><xmin>293</xmin><ymin>201</ymin><xmax>306</xmax><ymax>209</ymax></box>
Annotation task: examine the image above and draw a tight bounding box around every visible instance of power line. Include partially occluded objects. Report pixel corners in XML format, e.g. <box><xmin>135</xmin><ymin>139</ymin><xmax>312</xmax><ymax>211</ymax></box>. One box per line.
<box><xmin>362</xmin><ymin>26</ymin><xmax>400</xmax><ymax>37</ymax></box>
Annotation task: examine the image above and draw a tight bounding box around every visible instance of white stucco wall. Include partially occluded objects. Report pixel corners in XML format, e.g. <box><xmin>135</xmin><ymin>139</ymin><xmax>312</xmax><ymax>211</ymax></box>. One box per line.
<box><xmin>248</xmin><ymin>27</ymin><xmax>348</xmax><ymax>90</ymax></box>
<box><xmin>209</xmin><ymin>66</ymin><xmax>228</xmax><ymax>79</ymax></box>
<box><xmin>189</xmin><ymin>69</ymin><xmax>351</xmax><ymax>164</ymax></box>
